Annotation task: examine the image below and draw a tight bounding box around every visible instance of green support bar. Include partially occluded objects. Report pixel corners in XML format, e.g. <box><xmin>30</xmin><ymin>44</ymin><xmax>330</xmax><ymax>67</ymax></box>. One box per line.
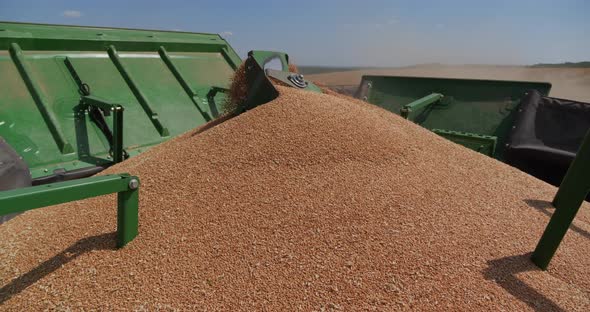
<box><xmin>8</xmin><ymin>43</ymin><xmax>74</xmax><ymax>154</ymax></box>
<box><xmin>107</xmin><ymin>45</ymin><xmax>170</xmax><ymax>137</ymax></box>
<box><xmin>531</xmin><ymin>129</ymin><xmax>590</xmax><ymax>269</ymax></box>
<box><xmin>400</xmin><ymin>93</ymin><xmax>444</xmax><ymax>120</ymax></box>
<box><xmin>0</xmin><ymin>174</ymin><xmax>140</xmax><ymax>248</ymax></box>
<box><xmin>81</xmin><ymin>95</ymin><xmax>126</xmax><ymax>163</ymax></box>
<box><xmin>157</xmin><ymin>46</ymin><xmax>212</xmax><ymax>121</ymax></box>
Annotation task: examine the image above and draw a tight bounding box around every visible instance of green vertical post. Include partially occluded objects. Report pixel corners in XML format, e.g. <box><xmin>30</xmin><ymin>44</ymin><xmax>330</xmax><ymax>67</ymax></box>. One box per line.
<box><xmin>531</xmin><ymin>129</ymin><xmax>590</xmax><ymax>269</ymax></box>
<box><xmin>117</xmin><ymin>178</ymin><xmax>139</xmax><ymax>248</ymax></box>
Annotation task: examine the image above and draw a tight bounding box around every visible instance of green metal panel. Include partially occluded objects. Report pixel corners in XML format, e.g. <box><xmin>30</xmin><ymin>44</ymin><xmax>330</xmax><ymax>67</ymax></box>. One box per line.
<box><xmin>0</xmin><ymin>22</ymin><xmax>242</xmax><ymax>178</ymax></box>
<box><xmin>357</xmin><ymin>76</ymin><xmax>552</xmax><ymax>159</ymax></box>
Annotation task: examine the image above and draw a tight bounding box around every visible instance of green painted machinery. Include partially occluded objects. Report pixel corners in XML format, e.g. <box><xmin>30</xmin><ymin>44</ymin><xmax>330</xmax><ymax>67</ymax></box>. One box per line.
<box><xmin>0</xmin><ymin>21</ymin><xmax>242</xmax><ymax>180</ymax></box>
<box><xmin>356</xmin><ymin>75</ymin><xmax>552</xmax><ymax>160</ymax></box>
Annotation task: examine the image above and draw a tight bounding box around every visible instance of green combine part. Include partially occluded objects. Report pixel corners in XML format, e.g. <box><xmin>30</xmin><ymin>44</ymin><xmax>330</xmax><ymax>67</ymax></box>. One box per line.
<box><xmin>0</xmin><ymin>21</ymin><xmax>242</xmax><ymax>179</ymax></box>
<box><xmin>356</xmin><ymin>75</ymin><xmax>552</xmax><ymax>159</ymax></box>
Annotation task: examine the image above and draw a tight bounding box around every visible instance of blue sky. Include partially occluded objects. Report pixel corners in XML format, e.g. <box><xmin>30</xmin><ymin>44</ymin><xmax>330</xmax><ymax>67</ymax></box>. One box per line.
<box><xmin>0</xmin><ymin>0</ymin><xmax>588</xmax><ymax>66</ymax></box>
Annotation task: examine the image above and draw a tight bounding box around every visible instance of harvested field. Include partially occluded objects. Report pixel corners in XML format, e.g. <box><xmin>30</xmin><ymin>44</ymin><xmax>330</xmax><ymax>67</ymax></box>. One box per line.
<box><xmin>307</xmin><ymin>65</ymin><xmax>590</xmax><ymax>102</ymax></box>
<box><xmin>1</xmin><ymin>86</ymin><xmax>590</xmax><ymax>311</ymax></box>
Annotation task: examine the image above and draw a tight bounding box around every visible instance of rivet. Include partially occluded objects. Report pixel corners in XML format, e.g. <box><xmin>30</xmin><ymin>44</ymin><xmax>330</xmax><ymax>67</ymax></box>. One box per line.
<box><xmin>128</xmin><ymin>179</ymin><xmax>139</xmax><ymax>190</ymax></box>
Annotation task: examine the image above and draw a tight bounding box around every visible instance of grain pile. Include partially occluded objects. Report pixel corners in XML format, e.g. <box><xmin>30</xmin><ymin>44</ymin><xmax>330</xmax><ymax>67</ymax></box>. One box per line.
<box><xmin>1</xmin><ymin>86</ymin><xmax>590</xmax><ymax>311</ymax></box>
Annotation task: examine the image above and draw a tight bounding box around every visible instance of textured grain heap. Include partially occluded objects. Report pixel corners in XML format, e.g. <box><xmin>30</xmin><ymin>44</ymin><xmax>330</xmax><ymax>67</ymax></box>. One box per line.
<box><xmin>1</xmin><ymin>86</ymin><xmax>589</xmax><ymax>311</ymax></box>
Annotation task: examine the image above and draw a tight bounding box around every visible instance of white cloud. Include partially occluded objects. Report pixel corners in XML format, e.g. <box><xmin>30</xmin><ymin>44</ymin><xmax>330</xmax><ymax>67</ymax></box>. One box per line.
<box><xmin>372</xmin><ymin>18</ymin><xmax>399</xmax><ymax>30</ymax></box>
<box><xmin>220</xmin><ymin>31</ymin><xmax>233</xmax><ymax>38</ymax></box>
<box><xmin>62</xmin><ymin>10</ymin><xmax>82</xmax><ymax>18</ymax></box>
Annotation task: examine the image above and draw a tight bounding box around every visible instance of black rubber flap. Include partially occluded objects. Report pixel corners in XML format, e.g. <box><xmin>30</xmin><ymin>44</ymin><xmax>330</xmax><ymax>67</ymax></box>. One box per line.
<box><xmin>505</xmin><ymin>90</ymin><xmax>590</xmax><ymax>186</ymax></box>
<box><xmin>242</xmin><ymin>53</ymin><xmax>279</xmax><ymax>112</ymax></box>
<box><xmin>0</xmin><ymin>136</ymin><xmax>32</xmax><ymax>223</ymax></box>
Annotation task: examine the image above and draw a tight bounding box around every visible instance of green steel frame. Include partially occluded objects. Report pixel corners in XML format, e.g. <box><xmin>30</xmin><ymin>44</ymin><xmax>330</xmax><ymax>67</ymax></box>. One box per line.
<box><xmin>0</xmin><ymin>173</ymin><xmax>140</xmax><ymax>248</ymax></box>
<box><xmin>81</xmin><ymin>95</ymin><xmax>125</xmax><ymax>163</ymax></box>
<box><xmin>531</xmin><ymin>129</ymin><xmax>590</xmax><ymax>269</ymax></box>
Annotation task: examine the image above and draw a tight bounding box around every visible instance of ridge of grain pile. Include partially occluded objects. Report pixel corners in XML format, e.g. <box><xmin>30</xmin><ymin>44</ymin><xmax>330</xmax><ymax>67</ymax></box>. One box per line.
<box><xmin>1</xmin><ymin>85</ymin><xmax>589</xmax><ymax>311</ymax></box>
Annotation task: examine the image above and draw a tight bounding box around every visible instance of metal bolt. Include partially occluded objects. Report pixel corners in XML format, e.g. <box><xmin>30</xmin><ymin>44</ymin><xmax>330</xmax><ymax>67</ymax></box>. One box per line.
<box><xmin>128</xmin><ymin>179</ymin><xmax>139</xmax><ymax>190</ymax></box>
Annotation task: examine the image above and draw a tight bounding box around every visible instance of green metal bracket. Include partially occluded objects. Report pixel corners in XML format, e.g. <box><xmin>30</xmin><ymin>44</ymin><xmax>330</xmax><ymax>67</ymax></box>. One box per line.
<box><xmin>206</xmin><ymin>86</ymin><xmax>229</xmax><ymax>118</ymax></box>
<box><xmin>249</xmin><ymin>50</ymin><xmax>290</xmax><ymax>71</ymax></box>
<box><xmin>107</xmin><ymin>45</ymin><xmax>170</xmax><ymax>137</ymax></box>
<box><xmin>531</xmin><ymin>129</ymin><xmax>590</xmax><ymax>269</ymax></box>
<box><xmin>248</xmin><ymin>50</ymin><xmax>322</xmax><ymax>93</ymax></box>
<box><xmin>265</xmin><ymin>69</ymin><xmax>323</xmax><ymax>93</ymax></box>
<box><xmin>8</xmin><ymin>43</ymin><xmax>74</xmax><ymax>154</ymax></box>
<box><xmin>432</xmin><ymin>129</ymin><xmax>497</xmax><ymax>157</ymax></box>
<box><xmin>0</xmin><ymin>174</ymin><xmax>140</xmax><ymax>248</ymax></box>
<box><xmin>400</xmin><ymin>93</ymin><xmax>444</xmax><ymax>120</ymax></box>
<box><xmin>81</xmin><ymin>95</ymin><xmax>126</xmax><ymax>163</ymax></box>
